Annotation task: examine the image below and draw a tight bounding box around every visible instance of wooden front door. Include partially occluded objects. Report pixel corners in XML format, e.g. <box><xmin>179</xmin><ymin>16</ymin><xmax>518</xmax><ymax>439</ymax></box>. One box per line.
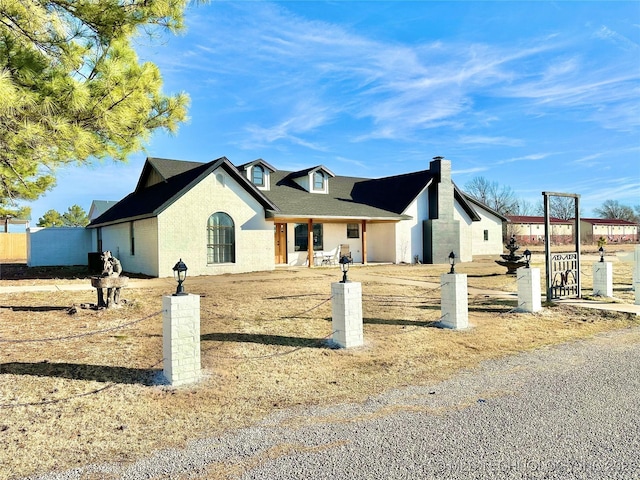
<box><xmin>274</xmin><ymin>223</ymin><xmax>287</xmax><ymax>264</ymax></box>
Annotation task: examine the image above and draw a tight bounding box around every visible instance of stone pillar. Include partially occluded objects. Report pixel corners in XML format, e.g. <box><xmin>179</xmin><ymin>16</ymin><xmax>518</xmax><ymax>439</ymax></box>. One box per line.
<box><xmin>593</xmin><ymin>262</ymin><xmax>613</xmax><ymax>298</ymax></box>
<box><xmin>331</xmin><ymin>282</ymin><xmax>363</xmax><ymax>348</ymax></box>
<box><xmin>440</xmin><ymin>273</ymin><xmax>468</xmax><ymax>329</ymax></box>
<box><xmin>517</xmin><ymin>267</ymin><xmax>542</xmax><ymax>313</ymax></box>
<box><xmin>163</xmin><ymin>294</ymin><xmax>201</xmax><ymax>386</ymax></box>
<box><xmin>634</xmin><ymin>246</ymin><xmax>640</xmax><ymax>305</ymax></box>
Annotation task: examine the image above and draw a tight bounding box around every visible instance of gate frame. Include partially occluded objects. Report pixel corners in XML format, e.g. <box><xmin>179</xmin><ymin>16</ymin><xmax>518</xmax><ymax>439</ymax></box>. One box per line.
<box><xmin>543</xmin><ymin>192</ymin><xmax>581</xmax><ymax>301</ymax></box>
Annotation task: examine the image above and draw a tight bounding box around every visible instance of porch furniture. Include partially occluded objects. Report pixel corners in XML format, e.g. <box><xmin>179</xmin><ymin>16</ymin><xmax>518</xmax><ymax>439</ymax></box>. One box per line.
<box><xmin>340</xmin><ymin>244</ymin><xmax>353</xmax><ymax>264</ymax></box>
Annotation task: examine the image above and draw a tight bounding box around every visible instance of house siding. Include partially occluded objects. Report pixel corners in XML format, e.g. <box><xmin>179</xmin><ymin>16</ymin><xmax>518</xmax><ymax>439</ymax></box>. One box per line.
<box><xmin>396</xmin><ymin>188</ymin><xmax>429</xmax><ymax>264</ymax></box>
<box><xmin>469</xmin><ymin>207</ymin><xmax>503</xmax><ymax>255</ymax></box>
<box><xmin>99</xmin><ymin>218</ymin><xmax>159</xmax><ymax>276</ymax></box>
<box><xmin>156</xmin><ymin>168</ymin><xmax>274</xmax><ymax>278</ymax></box>
<box><xmin>453</xmin><ymin>204</ymin><xmax>473</xmax><ymax>263</ymax></box>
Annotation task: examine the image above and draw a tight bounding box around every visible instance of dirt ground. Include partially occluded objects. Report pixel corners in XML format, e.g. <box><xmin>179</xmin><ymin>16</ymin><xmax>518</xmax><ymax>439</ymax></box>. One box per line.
<box><xmin>0</xmin><ymin>245</ymin><xmax>638</xmax><ymax>479</ymax></box>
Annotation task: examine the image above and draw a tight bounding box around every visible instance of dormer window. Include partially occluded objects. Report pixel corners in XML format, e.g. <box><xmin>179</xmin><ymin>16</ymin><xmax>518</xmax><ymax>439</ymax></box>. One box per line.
<box><xmin>313</xmin><ymin>171</ymin><xmax>325</xmax><ymax>191</ymax></box>
<box><xmin>252</xmin><ymin>165</ymin><xmax>265</xmax><ymax>186</ymax></box>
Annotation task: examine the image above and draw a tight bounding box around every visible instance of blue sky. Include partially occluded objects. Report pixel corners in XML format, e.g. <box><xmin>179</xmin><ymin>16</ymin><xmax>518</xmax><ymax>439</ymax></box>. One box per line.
<box><xmin>25</xmin><ymin>1</ymin><xmax>640</xmax><ymax>226</ymax></box>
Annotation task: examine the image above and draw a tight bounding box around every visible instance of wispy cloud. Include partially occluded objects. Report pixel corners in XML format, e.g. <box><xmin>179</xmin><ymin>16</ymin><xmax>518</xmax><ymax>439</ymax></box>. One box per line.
<box><xmin>496</xmin><ymin>153</ymin><xmax>552</xmax><ymax>164</ymax></box>
<box><xmin>593</xmin><ymin>25</ymin><xmax>639</xmax><ymax>51</ymax></box>
<box><xmin>151</xmin><ymin>2</ymin><xmax>640</xmax><ymax>151</ymax></box>
<box><xmin>458</xmin><ymin>136</ymin><xmax>525</xmax><ymax>147</ymax></box>
<box><xmin>452</xmin><ymin>166</ymin><xmax>489</xmax><ymax>175</ymax></box>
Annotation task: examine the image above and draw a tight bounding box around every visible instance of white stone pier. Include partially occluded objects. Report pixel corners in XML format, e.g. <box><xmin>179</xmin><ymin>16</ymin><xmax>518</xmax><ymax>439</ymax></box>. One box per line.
<box><xmin>593</xmin><ymin>262</ymin><xmax>613</xmax><ymax>298</ymax></box>
<box><xmin>440</xmin><ymin>273</ymin><xmax>468</xmax><ymax>329</ymax></box>
<box><xmin>331</xmin><ymin>281</ymin><xmax>364</xmax><ymax>348</ymax></box>
<box><xmin>163</xmin><ymin>294</ymin><xmax>201</xmax><ymax>386</ymax></box>
<box><xmin>517</xmin><ymin>267</ymin><xmax>542</xmax><ymax>313</ymax></box>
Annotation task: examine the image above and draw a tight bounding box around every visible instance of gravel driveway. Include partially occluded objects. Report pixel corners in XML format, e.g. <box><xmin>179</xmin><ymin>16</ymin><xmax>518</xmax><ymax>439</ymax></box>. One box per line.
<box><xmin>25</xmin><ymin>327</ymin><xmax>640</xmax><ymax>480</ymax></box>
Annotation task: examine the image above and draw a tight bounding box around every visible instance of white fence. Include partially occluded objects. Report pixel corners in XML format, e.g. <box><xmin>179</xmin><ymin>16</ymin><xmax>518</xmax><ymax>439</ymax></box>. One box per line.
<box><xmin>27</xmin><ymin>227</ymin><xmax>93</xmax><ymax>267</ymax></box>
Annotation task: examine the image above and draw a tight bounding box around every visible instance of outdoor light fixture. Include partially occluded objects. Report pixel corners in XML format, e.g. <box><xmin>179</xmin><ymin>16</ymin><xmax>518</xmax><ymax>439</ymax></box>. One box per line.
<box><xmin>599</xmin><ymin>246</ymin><xmax>605</xmax><ymax>263</ymax></box>
<box><xmin>172</xmin><ymin>258</ymin><xmax>188</xmax><ymax>295</ymax></box>
<box><xmin>524</xmin><ymin>249</ymin><xmax>532</xmax><ymax>268</ymax></box>
<box><xmin>339</xmin><ymin>255</ymin><xmax>351</xmax><ymax>283</ymax></box>
<box><xmin>448</xmin><ymin>251</ymin><xmax>456</xmax><ymax>274</ymax></box>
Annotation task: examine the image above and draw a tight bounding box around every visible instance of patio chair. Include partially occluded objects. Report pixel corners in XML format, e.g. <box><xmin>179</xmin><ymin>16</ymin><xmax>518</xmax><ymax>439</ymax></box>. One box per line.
<box><xmin>340</xmin><ymin>244</ymin><xmax>353</xmax><ymax>264</ymax></box>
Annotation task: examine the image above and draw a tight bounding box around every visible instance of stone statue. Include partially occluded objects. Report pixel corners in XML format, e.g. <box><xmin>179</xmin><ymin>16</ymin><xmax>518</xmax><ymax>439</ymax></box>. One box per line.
<box><xmin>91</xmin><ymin>251</ymin><xmax>128</xmax><ymax>308</ymax></box>
<box><xmin>101</xmin><ymin>250</ymin><xmax>122</xmax><ymax>277</ymax></box>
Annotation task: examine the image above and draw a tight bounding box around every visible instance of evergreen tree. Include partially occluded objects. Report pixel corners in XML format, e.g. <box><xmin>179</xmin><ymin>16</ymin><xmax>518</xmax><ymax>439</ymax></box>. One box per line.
<box><xmin>62</xmin><ymin>204</ymin><xmax>89</xmax><ymax>227</ymax></box>
<box><xmin>0</xmin><ymin>0</ymin><xmax>195</xmax><ymax>206</ymax></box>
<box><xmin>37</xmin><ymin>209</ymin><xmax>64</xmax><ymax>227</ymax></box>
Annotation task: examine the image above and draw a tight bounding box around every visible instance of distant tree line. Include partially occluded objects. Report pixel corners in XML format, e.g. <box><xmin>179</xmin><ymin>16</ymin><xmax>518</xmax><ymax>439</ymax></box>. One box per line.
<box><xmin>36</xmin><ymin>205</ymin><xmax>89</xmax><ymax>228</ymax></box>
<box><xmin>464</xmin><ymin>176</ymin><xmax>639</xmax><ymax>223</ymax></box>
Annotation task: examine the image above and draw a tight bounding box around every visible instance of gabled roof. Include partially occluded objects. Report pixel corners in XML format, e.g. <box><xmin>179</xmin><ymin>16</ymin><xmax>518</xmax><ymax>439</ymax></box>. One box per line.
<box><xmin>455</xmin><ymin>188</ymin><xmax>486</xmax><ymax>222</ymax></box>
<box><xmin>580</xmin><ymin>217</ymin><xmax>638</xmax><ymax>226</ymax></box>
<box><xmin>289</xmin><ymin>165</ymin><xmax>336</xmax><ymax>180</ymax></box>
<box><xmin>134</xmin><ymin>157</ymin><xmax>205</xmax><ymax>192</ymax></box>
<box><xmin>88</xmin><ymin>157</ymin><xmax>278</xmax><ymax>228</ymax></box>
<box><xmin>237</xmin><ymin>158</ymin><xmax>276</xmax><ymax>173</ymax></box>
<box><xmin>506</xmin><ymin>215</ymin><xmax>571</xmax><ymax>224</ymax></box>
<box><xmin>89</xmin><ymin>200</ymin><xmax>118</xmax><ymax>220</ymax></box>
<box><xmin>262</xmin><ymin>169</ymin><xmax>434</xmax><ymax>219</ymax></box>
<box><xmin>88</xmin><ymin>157</ymin><xmax>494</xmax><ymax>226</ymax></box>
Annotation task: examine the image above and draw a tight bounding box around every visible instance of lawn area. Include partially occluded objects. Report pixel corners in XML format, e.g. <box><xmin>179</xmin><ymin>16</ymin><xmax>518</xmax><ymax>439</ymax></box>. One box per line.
<box><xmin>0</xmin><ymin>245</ymin><xmax>638</xmax><ymax>479</ymax></box>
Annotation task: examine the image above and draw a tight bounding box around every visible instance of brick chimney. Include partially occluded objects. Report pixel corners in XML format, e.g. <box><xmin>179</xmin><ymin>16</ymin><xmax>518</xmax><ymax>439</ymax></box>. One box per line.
<box><xmin>428</xmin><ymin>156</ymin><xmax>454</xmax><ymax>220</ymax></box>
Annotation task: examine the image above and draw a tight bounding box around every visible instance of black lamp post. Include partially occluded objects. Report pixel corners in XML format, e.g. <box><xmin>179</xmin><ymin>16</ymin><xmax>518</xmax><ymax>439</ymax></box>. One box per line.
<box><xmin>172</xmin><ymin>258</ymin><xmax>188</xmax><ymax>295</ymax></box>
<box><xmin>598</xmin><ymin>246</ymin><xmax>605</xmax><ymax>263</ymax></box>
<box><xmin>339</xmin><ymin>255</ymin><xmax>351</xmax><ymax>283</ymax></box>
<box><xmin>524</xmin><ymin>249</ymin><xmax>532</xmax><ymax>268</ymax></box>
<box><xmin>448</xmin><ymin>251</ymin><xmax>456</xmax><ymax>274</ymax></box>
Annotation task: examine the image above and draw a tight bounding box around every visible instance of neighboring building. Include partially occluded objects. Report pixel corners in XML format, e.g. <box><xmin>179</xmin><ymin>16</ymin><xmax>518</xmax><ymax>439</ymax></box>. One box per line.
<box><xmin>85</xmin><ymin>155</ymin><xmax>506</xmax><ymax>277</ymax></box>
<box><xmin>506</xmin><ymin>215</ymin><xmax>573</xmax><ymax>245</ymax></box>
<box><xmin>88</xmin><ymin>200</ymin><xmax>118</xmax><ymax>222</ymax></box>
<box><xmin>580</xmin><ymin>218</ymin><xmax>639</xmax><ymax>244</ymax></box>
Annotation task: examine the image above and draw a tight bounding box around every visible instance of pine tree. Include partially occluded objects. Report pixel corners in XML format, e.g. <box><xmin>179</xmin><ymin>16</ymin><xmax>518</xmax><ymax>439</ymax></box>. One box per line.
<box><xmin>62</xmin><ymin>204</ymin><xmax>89</xmax><ymax>227</ymax></box>
<box><xmin>0</xmin><ymin>0</ymin><xmax>194</xmax><ymax>206</ymax></box>
<box><xmin>37</xmin><ymin>209</ymin><xmax>64</xmax><ymax>227</ymax></box>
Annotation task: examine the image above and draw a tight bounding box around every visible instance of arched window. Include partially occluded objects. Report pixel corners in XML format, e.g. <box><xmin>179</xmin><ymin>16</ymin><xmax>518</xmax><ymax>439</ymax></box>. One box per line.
<box><xmin>252</xmin><ymin>165</ymin><xmax>265</xmax><ymax>186</ymax></box>
<box><xmin>207</xmin><ymin>212</ymin><xmax>235</xmax><ymax>264</ymax></box>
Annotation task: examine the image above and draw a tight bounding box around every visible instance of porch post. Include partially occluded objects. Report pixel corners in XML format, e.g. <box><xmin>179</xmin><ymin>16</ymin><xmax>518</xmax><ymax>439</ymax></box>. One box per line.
<box><xmin>307</xmin><ymin>218</ymin><xmax>314</xmax><ymax>268</ymax></box>
<box><xmin>361</xmin><ymin>220</ymin><xmax>367</xmax><ymax>265</ymax></box>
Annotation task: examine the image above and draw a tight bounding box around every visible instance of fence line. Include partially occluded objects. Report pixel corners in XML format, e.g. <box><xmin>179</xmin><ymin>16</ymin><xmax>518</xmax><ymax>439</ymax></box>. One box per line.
<box><xmin>280</xmin><ymin>295</ymin><xmax>333</xmax><ymax>319</ymax></box>
<box><xmin>201</xmin><ymin>330</ymin><xmax>338</xmax><ymax>360</ymax></box>
<box><xmin>0</xmin><ymin>310</ymin><xmax>164</xmax><ymax>344</ymax></box>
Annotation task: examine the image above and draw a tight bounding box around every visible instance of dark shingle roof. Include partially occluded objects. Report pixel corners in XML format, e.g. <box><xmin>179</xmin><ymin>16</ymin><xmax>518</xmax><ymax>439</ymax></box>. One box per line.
<box><xmin>88</xmin><ymin>157</ymin><xmax>487</xmax><ymax>226</ymax></box>
<box><xmin>261</xmin><ymin>169</ymin><xmax>434</xmax><ymax>219</ymax></box>
<box><xmin>89</xmin><ymin>157</ymin><xmax>277</xmax><ymax>227</ymax></box>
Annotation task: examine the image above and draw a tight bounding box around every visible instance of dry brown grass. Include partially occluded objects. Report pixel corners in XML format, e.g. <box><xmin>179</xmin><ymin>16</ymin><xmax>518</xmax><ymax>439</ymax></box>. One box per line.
<box><xmin>0</xmin><ymin>246</ymin><xmax>638</xmax><ymax>479</ymax></box>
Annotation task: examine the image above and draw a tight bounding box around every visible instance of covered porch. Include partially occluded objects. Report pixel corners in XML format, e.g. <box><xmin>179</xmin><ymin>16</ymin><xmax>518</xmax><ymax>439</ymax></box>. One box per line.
<box><xmin>269</xmin><ymin>216</ymin><xmax>402</xmax><ymax>267</ymax></box>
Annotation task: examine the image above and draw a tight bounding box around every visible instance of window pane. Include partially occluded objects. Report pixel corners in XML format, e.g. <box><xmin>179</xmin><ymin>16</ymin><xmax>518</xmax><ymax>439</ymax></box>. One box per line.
<box><xmin>313</xmin><ymin>172</ymin><xmax>324</xmax><ymax>190</ymax></box>
<box><xmin>294</xmin><ymin>223</ymin><xmax>323</xmax><ymax>251</ymax></box>
<box><xmin>252</xmin><ymin>166</ymin><xmax>264</xmax><ymax>186</ymax></box>
<box><xmin>347</xmin><ymin>223</ymin><xmax>359</xmax><ymax>239</ymax></box>
<box><xmin>207</xmin><ymin>212</ymin><xmax>235</xmax><ymax>263</ymax></box>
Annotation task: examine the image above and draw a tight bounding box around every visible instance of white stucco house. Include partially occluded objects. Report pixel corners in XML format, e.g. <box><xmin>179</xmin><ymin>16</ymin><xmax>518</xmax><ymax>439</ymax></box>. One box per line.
<box><xmin>86</xmin><ymin>156</ymin><xmax>506</xmax><ymax>277</ymax></box>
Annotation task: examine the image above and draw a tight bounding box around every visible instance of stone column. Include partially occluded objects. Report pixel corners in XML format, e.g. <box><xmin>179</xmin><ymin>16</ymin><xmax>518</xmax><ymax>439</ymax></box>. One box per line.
<box><xmin>440</xmin><ymin>273</ymin><xmax>468</xmax><ymax>329</ymax></box>
<box><xmin>634</xmin><ymin>246</ymin><xmax>640</xmax><ymax>305</ymax></box>
<box><xmin>163</xmin><ymin>294</ymin><xmax>201</xmax><ymax>386</ymax></box>
<box><xmin>331</xmin><ymin>282</ymin><xmax>363</xmax><ymax>348</ymax></box>
<box><xmin>517</xmin><ymin>267</ymin><xmax>542</xmax><ymax>313</ymax></box>
<box><xmin>593</xmin><ymin>262</ymin><xmax>613</xmax><ymax>298</ymax></box>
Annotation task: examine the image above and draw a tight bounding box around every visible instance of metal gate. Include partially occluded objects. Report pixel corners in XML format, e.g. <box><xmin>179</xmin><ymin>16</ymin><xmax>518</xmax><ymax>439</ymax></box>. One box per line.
<box><xmin>543</xmin><ymin>192</ymin><xmax>581</xmax><ymax>301</ymax></box>
<box><xmin>550</xmin><ymin>252</ymin><xmax>579</xmax><ymax>299</ymax></box>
